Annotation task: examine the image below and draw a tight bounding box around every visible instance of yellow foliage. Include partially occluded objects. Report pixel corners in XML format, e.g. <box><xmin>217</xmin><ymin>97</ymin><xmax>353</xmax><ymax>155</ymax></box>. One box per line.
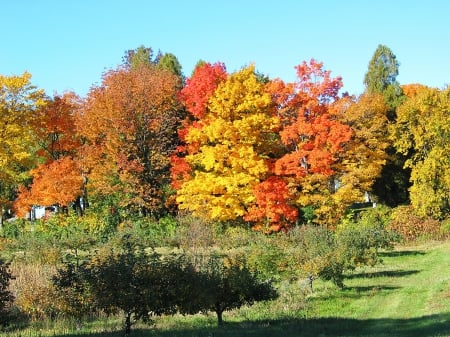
<box><xmin>393</xmin><ymin>87</ymin><xmax>450</xmax><ymax>218</ymax></box>
<box><xmin>177</xmin><ymin>65</ymin><xmax>278</xmax><ymax>221</ymax></box>
<box><xmin>0</xmin><ymin>72</ymin><xmax>45</xmax><ymax>185</ymax></box>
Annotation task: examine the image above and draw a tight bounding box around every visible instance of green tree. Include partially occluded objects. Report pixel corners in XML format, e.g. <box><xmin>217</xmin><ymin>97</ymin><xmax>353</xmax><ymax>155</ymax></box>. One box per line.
<box><xmin>52</xmin><ymin>259</ymin><xmax>94</xmax><ymax>329</ymax></box>
<box><xmin>123</xmin><ymin>45</ymin><xmax>153</xmax><ymax>69</ymax></box>
<box><xmin>364</xmin><ymin>44</ymin><xmax>403</xmax><ymax>111</ymax></box>
<box><xmin>364</xmin><ymin>45</ymin><xmax>409</xmax><ymax>206</ymax></box>
<box><xmin>195</xmin><ymin>254</ymin><xmax>278</xmax><ymax>326</ymax></box>
<box><xmin>84</xmin><ymin>236</ymin><xmax>168</xmax><ymax>337</ymax></box>
<box><xmin>157</xmin><ymin>52</ymin><xmax>183</xmax><ymax>78</ymax></box>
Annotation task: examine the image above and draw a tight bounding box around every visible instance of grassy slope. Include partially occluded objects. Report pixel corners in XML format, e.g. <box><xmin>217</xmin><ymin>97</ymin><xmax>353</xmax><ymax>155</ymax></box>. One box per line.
<box><xmin>3</xmin><ymin>241</ymin><xmax>450</xmax><ymax>337</ymax></box>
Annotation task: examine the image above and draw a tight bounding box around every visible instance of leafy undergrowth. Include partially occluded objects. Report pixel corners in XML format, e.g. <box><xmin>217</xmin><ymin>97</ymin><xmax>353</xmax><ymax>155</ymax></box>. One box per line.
<box><xmin>3</xmin><ymin>241</ymin><xmax>450</xmax><ymax>337</ymax></box>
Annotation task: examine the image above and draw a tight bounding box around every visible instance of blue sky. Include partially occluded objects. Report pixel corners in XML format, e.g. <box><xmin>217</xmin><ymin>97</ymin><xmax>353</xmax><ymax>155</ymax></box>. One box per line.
<box><xmin>2</xmin><ymin>0</ymin><xmax>449</xmax><ymax>97</ymax></box>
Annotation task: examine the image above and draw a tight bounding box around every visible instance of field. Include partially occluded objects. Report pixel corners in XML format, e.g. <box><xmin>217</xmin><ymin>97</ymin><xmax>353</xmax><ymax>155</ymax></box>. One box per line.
<box><xmin>3</xmin><ymin>240</ymin><xmax>450</xmax><ymax>337</ymax></box>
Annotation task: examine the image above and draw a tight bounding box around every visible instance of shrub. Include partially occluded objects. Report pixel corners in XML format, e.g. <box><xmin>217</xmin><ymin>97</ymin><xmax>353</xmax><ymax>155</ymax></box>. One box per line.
<box><xmin>0</xmin><ymin>259</ymin><xmax>14</xmax><ymax>325</ymax></box>
<box><xmin>52</xmin><ymin>257</ymin><xmax>96</xmax><ymax>329</ymax></box>
<box><xmin>192</xmin><ymin>254</ymin><xmax>278</xmax><ymax>326</ymax></box>
<box><xmin>388</xmin><ymin>205</ymin><xmax>441</xmax><ymax>242</ymax></box>
<box><xmin>11</xmin><ymin>263</ymin><xmax>58</xmax><ymax>321</ymax></box>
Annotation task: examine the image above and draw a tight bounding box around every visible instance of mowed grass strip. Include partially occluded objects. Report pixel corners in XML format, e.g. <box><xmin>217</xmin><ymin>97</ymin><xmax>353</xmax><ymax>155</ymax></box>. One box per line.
<box><xmin>308</xmin><ymin>241</ymin><xmax>450</xmax><ymax>336</ymax></box>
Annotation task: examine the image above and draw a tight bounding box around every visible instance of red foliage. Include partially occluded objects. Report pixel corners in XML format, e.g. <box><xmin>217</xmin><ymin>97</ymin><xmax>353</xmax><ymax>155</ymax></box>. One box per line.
<box><xmin>245</xmin><ymin>176</ymin><xmax>298</xmax><ymax>233</ymax></box>
<box><xmin>179</xmin><ymin>62</ymin><xmax>227</xmax><ymax>119</ymax></box>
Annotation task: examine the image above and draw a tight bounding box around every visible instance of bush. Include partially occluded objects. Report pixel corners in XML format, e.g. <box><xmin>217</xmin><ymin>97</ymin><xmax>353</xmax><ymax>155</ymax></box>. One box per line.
<box><xmin>337</xmin><ymin>206</ymin><xmax>398</xmax><ymax>267</ymax></box>
<box><xmin>388</xmin><ymin>205</ymin><xmax>441</xmax><ymax>242</ymax></box>
<box><xmin>0</xmin><ymin>259</ymin><xmax>13</xmax><ymax>325</ymax></box>
<box><xmin>52</xmin><ymin>258</ymin><xmax>96</xmax><ymax>329</ymax></box>
<box><xmin>192</xmin><ymin>254</ymin><xmax>278</xmax><ymax>325</ymax></box>
<box><xmin>11</xmin><ymin>263</ymin><xmax>58</xmax><ymax>321</ymax></box>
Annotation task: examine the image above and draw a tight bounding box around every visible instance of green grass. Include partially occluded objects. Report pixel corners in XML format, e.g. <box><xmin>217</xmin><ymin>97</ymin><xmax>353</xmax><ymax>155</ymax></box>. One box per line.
<box><xmin>3</xmin><ymin>241</ymin><xmax>450</xmax><ymax>337</ymax></box>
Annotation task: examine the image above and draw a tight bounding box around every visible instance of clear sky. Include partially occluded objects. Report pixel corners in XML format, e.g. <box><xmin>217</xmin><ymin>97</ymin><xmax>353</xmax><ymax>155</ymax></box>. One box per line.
<box><xmin>2</xmin><ymin>0</ymin><xmax>449</xmax><ymax>98</ymax></box>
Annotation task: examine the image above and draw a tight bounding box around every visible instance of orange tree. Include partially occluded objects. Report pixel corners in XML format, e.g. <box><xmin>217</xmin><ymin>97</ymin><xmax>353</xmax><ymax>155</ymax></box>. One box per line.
<box><xmin>14</xmin><ymin>93</ymin><xmax>85</xmax><ymax>216</ymax></box>
<box><xmin>77</xmin><ymin>60</ymin><xmax>184</xmax><ymax>219</ymax></box>
<box><xmin>274</xmin><ymin>60</ymin><xmax>352</xmax><ymax>225</ymax></box>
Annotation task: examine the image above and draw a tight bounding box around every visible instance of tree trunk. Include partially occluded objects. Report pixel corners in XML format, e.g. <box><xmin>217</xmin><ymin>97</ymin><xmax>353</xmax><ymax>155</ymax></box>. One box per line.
<box><xmin>124</xmin><ymin>311</ymin><xmax>131</xmax><ymax>337</ymax></box>
<box><xmin>216</xmin><ymin>309</ymin><xmax>224</xmax><ymax>326</ymax></box>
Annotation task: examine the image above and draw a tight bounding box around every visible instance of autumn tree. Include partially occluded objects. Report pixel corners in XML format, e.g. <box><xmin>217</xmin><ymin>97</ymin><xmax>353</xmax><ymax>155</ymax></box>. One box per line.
<box><xmin>170</xmin><ymin>61</ymin><xmax>227</xmax><ymax>191</ymax></box>
<box><xmin>14</xmin><ymin>156</ymin><xmax>84</xmax><ymax>217</ymax></box>
<box><xmin>14</xmin><ymin>93</ymin><xmax>85</xmax><ymax>217</ymax></box>
<box><xmin>333</xmin><ymin>93</ymin><xmax>390</xmax><ymax>209</ymax></box>
<box><xmin>32</xmin><ymin>92</ymin><xmax>82</xmax><ymax>161</ymax></box>
<box><xmin>176</xmin><ymin>65</ymin><xmax>280</xmax><ymax>222</ymax></box>
<box><xmin>0</xmin><ymin>72</ymin><xmax>45</xmax><ymax>224</ymax></box>
<box><xmin>274</xmin><ymin>60</ymin><xmax>352</xmax><ymax>225</ymax></box>
<box><xmin>78</xmin><ymin>60</ymin><xmax>184</xmax><ymax>219</ymax></box>
<box><xmin>244</xmin><ymin>176</ymin><xmax>298</xmax><ymax>232</ymax></box>
<box><xmin>391</xmin><ymin>86</ymin><xmax>450</xmax><ymax>218</ymax></box>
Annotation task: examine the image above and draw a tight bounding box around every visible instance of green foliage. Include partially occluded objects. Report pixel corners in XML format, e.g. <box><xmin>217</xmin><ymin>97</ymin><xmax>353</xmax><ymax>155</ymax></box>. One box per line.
<box><xmin>336</xmin><ymin>208</ymin><xmax>398</xmax><ymax>270</ymax></box>
<box><xmin>300</xmin><ymin>206</ymin><xmax>316</xmax><ymax>225</ymax></box>
<box><xmin>363</xmin><ymin>44</ymin><xmax>404</xmax><ymax>110</ymax></box>
<box><xmin>157</xmin><ymin>53</ymin><xmax>183</xmax><ymax>78</ymax></box>
<box><xmin>246</xmin><ymin>237</ymin><xmax>286</xmax><ymax>281</ymax></box>
<box><xmin>52</xmin><ymin>258</ymin><xmax>95</xmax><ymax>326</ymax></box>
<box><xmin>0</xmin><ymin>219</ymin><xmax>27</xmax><ymax>240</ymax></box>
<box><xmin>119</xmin><ymin>215</ymin><xmax>179</xmax><ymax>248</ymax></box>
<box><xmin>194</xmin><ymin>254</ymin><xmax>278</xmax><ymax>325</ymax></box>
<box><xmin>289</xmin><ymin>226</ymin><xmax>345</xmax><ymax>288</ymax></box>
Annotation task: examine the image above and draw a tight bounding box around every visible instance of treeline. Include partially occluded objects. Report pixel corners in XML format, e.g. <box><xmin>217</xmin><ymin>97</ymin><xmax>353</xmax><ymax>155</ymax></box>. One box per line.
<box><xmin>0</xmin><ymin>44</ymin><xmax>449</xmax><ymax>231</ymax></box>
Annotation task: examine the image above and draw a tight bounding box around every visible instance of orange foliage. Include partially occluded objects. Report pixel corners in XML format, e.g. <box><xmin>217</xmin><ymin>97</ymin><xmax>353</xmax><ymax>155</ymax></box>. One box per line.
<box><xmin>14</xmin><ymin>157</ymin><xmax>84</xmax><ymax>216</ymax></box>
<box><xmin>275</xmin><ymin>59</ymin><xmax>351</xmax><ymax>178</ymax></box>
<box><xmin>77</xmin><ymin>64</ymin><xmax>183</xmax><ymax>213</ymax></box>
<box><xmin>401</xmin><ymin>83</ymin><xmax>429</xmax><ymax>98</ymax></box>
<box><xmin>33</xmin><ymin>92</ymin><xmax>82</xmax><ymax>160</ymax></box>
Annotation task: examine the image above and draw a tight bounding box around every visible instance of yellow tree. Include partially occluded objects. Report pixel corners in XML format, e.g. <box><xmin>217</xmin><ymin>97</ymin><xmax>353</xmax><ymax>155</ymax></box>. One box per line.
<box><xmin>391</xmin><ymin>86</ymin><xmax>450</xmax><ymax>218</ymax></box>
<box><xmin>0</xmin><ymin>72</ymin><xmax>45</xmax><ymax>222</ymax></box>
<box><xmin>333</xmin><ymin>93</ymin><xmax>390</xmax><ymax>211</ymax></box>
<box><xmin>176</xmin><ymin>65</ymin><xmax>280</xmax><ymax>221</ymax></box>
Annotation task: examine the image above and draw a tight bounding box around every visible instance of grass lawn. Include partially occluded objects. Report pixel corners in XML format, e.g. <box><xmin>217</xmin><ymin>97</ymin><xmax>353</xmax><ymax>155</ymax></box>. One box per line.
<box><xmin>3</xmin><ymin>241</ymin><xmax>450</xmax><ymax>337</ymax></box>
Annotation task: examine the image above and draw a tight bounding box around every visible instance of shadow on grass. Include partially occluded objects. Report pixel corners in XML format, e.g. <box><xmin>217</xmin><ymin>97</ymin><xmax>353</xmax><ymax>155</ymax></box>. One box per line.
<box><xmin>346</xmin><ymin>269</ymin><xmax>421</xmax><ymax>279</ymax></box>
<box><xmin>35</xmin><ymin>313</ymin><xmax>450</xmax><ymax>337</ymax></box>
<box><xmin>378</xmin><ymin>250</ymin><xmax>426</xmax><ymax>258</ymax></box>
